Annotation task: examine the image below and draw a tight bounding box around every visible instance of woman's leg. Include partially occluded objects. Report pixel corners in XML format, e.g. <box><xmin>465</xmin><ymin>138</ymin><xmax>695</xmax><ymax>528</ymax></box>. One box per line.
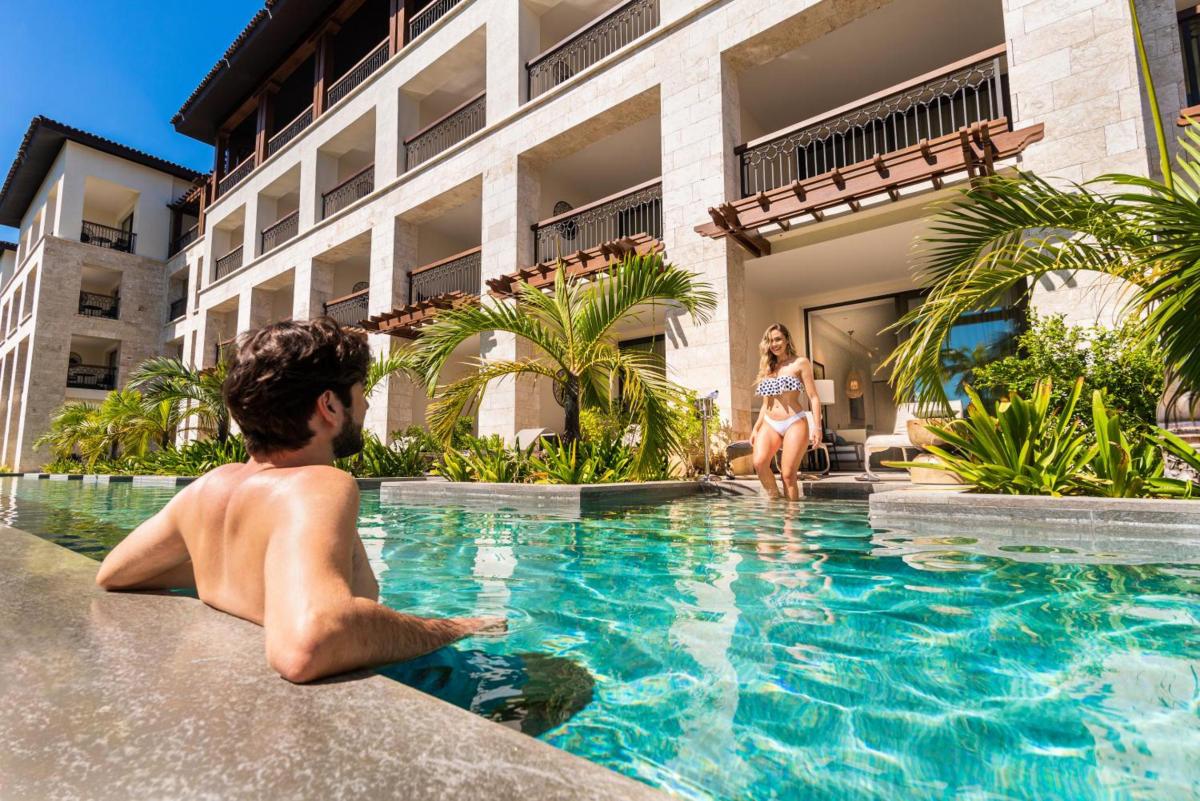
<box><xmin>752</xmin><ymin>426</ymin><xmax>784</xmax><ymax>499</ymax></box>
<box><xmin>778</xmin><ymin>418</ymin><xmax>810</xmax><ymax>501</ymax></box>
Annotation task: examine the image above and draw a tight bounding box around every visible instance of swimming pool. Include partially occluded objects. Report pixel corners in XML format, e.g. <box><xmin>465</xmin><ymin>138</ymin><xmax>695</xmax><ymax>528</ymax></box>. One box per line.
<box><xmin>3</xmin><ymin>477</ymin><xmax>1197</xmax><ymax>801</ymax></box>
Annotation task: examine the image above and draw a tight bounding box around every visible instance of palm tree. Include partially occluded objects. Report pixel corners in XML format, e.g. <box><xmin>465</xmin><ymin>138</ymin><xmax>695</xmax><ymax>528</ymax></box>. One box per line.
<box><xmin>94</xmin><ymin>390</ymin><xmax>181</xmax><ymax>457</ymax></box>
<box><xmin>413</xmin><ymin>254</ymin><xmax>717</xmax><ymax>475</ymax></box>
<box><xmin>128</xmin><ymin>357</ymin><xmax>231</xmax><ymax>442</ymax></box>
<box><xmin>35</xmin><ymin>401</ymin><xmax>103</xmax><ymax>463</ymax></box>
<box><xmin>364</xmin><ymin>347</ymin><xmax>424</xmax><ymax>398</ymax></box>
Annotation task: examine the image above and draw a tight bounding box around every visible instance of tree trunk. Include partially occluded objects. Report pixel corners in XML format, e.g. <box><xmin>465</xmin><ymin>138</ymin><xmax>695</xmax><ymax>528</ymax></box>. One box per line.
<box><xmin>563</xmin><ymin>376</ymin><xmax>581</xmax><ymax>444</ymax></box>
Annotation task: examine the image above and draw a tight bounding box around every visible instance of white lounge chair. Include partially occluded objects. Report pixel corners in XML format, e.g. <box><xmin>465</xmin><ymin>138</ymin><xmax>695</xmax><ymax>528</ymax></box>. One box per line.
<box><xmin>862</xmin><ymin>400</ymin><xmax>963</xmax><ymax>479</ymax></box>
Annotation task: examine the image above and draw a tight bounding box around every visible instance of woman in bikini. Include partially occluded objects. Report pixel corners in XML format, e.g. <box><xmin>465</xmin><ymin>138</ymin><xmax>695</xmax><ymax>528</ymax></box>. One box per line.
<box><xmin>751</xmin><ymin>323</ymin><xmax>822</xmax><ymax>500</ymax></box>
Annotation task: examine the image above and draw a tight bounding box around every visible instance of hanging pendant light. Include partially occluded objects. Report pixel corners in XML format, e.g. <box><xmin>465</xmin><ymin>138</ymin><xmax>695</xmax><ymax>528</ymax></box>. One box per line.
<box><xmin>845</xmin><ymin>329</ymin><xmax>865</xmax><ymax>399</ymax></box>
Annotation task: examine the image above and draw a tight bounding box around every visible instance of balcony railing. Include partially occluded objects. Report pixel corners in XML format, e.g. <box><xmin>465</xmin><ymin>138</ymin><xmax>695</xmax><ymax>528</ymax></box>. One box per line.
<box><xmin>410</xmin><ymin>246</ymin><xmax>482</xmax><ymax>304</ymax></box>
<box><xmin>527</xmin><ymin>0</ymin><xmax>659</xmax><ymax>99</ymax></box>
<box><xmin>214</xmin><ymin>245</ymin><xmax>244</xmax><ymax>281</ymax></box>
<box><xmin>532</xmin><ymin>179</ymin><xmax>662</xmax><ymax>263</ymax></box>
<box><xmin>78</xmin><ymin>291</ymin><xmax>119</xmax><ymax>319</ymax></box>
<box><xmin>261</xmin><ymin>211</ymin><xmax>299</xmax><ymax>253</ymax></box>
<box><xmin>80</xmin><ymin>220</ymin><xmax>135</xmax><ymax>254</ymax></box>
<box><xmin>322</xmin><ymin>164</ymin><xmax>374</xmax><ymax>219</ymax></box>
<box><xmin>218</xmin><ymin>155</ymin><xmax>256</xmax><ymax>197</ymax></box>
<box><xmin>326</xmin><ymin>39</ymin><xmax>389</xmax><ymax>108</ymax></box>
<box><xmin>409</xmin><ymin>0</ymin><xmax>465</xmax><ymax>40</ymax></box>
<box><xmin>737</xmin><ymin>46</ymin><xmax>1009</xmax><ymax>197</ymax></box>
<box><xmin>1183</xmin><ymin>13</ymin><xmax>1200</xmax><ymax>107</ymax></box>
<box><xmin>170</xmin><ymin>224</ymin><xmax>199</xmax><ymax>256</ymax></box>
<box><xmin>67</xmin><ymin>364</ymin><xmax>117</xmax><ymax>391</ymax></box>
<box><xmin>323</xmin><ymin>288</ymin><xmax>370</xmax><ymax>327</ymax></box>
<box><xmin>168</xmin><ymin>297</ymin><xmax>187</xmax><ymax>320</ymax></box>
<box><xmin>268</xmin><ymin>106</ymin><xmax>314</xmax><ymax>157</ymax></box>
<box><xmin>215</xmin><ymin>339</ymin><xmax>235</xmax><ymax>364</ymax></box>
<box><xmin>405</xmin><ymin>92</ymin><xmax>486</xmax><ymax>170</ymax></box>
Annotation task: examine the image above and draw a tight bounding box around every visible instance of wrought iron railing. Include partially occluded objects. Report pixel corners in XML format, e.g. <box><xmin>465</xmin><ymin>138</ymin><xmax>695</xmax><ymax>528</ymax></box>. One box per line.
<box><xmin>737</xmin><ymin>48</ymin><xmax>1009</xmax><ymax>196</ymax></box>
<box><xmin>168</xmin><ymin>297</ymin><xmax>187</xmax><ymax>320</ymax></box>
<box><xmin>405</xmin><ymin>92</ymin><xmax>486</xmax><ymax>170</ymax></box>
<box><xmin>323</xmin><ymin>289</ymin><xmax>370</xmax><ymax>327</ymax></box>
<box><xmin>532</xmin><ymin>180</ymin><xmax>661</xmax><ymax>263</ymax></box>
<box><xmin>409</xmin><ymin>0</ymin><xmax>465</xmax><ymax>40</ymax></box>
<box><xmin>215</xmin><ymin>339</ymin><xmax>235</xmax><ymax>364</ymax></box>
<box><xmin>67</xmin><ymin>364</ymin><xmax>117</xmax><ymax>391</ymax></box>
<box><xmin>218</xmin><ymin>155</ymin><xmax>256</xmax><ymax>197</ymax></box>
<box><xmin>170</xmin><ymin>224</ymin><xmax>199</xmax><ymax>256</ymax></box>
<box><xmin>409</xmin><ymin>247</ymin><xmax>482</xmax><ymax>303</ymax></box>
<box><xmin>268</xmin><ymin>106</ymin><xmax>314</xmax><ymax>157</ymax></box>
<box><xmin>80</xmin><ymin>220</ymin><xmax>135</xmax><ymax>254</ymax></box>
<box><xmin>527</xmin><ymin>0</ymin><xmax>659</xmax><ymax>99</ymax></box>
<box><xmin>214</xmin><ymin>245</ymin><xmax>244</xmax><ymax>280</ymax></box>
<box><xmin>322</xmin><ymin>164</ymin><xmax>374</xmax><ymax>219</ymax></box>
<box><xmin>326</xmin><ymin>39</ymin><xmax>389</xmax><ymax>108</ymax></box>
<box><xmin>78</xmin><ymin>291</ymin><xmax>119</xmax><ymax>319</ymax></box>
<box><xmin>261</xmin><ymin>211</ymin><xmax>299</xmax><ymax>253</ymax></box>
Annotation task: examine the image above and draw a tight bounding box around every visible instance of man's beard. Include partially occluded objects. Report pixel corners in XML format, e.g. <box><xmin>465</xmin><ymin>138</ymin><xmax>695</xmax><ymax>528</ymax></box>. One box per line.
<box><xmin>332</xmin><ymin>416</ymin><xmax>365</xmax><ymax>459</ymax></box>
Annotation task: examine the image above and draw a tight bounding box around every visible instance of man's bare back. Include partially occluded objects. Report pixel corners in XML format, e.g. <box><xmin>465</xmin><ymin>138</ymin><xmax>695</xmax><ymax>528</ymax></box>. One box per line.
<box><xmin>96</xmin><ymin>319</ymin><xmax>503</xmax><ymax>683</ymax></box>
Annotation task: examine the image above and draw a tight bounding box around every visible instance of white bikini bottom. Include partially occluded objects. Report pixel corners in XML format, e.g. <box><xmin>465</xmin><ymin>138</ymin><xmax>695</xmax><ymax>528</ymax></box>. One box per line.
<box><xmin>763</xmin><ymin>410</ymin><xmax>812</xmax><ymax>437</ymax></box>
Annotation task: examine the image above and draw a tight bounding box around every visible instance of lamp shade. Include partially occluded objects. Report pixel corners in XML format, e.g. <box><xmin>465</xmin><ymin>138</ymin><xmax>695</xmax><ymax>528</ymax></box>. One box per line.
<box><xmin>814</xmin><ymin>379</ymin><xmax>836</xmax><ymax>405</ymax></box>
<box><xmin>845</xmin><ymin>368</ymin><xmax>865</xmax><ymax>399</ymax></box>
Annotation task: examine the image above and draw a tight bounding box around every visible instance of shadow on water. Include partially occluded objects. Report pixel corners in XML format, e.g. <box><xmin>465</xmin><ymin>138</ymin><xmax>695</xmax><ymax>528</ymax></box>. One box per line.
<box><xmin>378</xmin><ymin>648</ymin><xmax>596</xmax><ymax>737</ymax></box>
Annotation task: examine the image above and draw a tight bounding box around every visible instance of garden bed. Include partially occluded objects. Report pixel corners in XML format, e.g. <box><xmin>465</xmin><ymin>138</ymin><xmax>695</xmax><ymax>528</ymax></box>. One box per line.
<box><xmin>379</xmin><ymin>478</ymin><xmax>703</xmax><ymax>515</ymax></box>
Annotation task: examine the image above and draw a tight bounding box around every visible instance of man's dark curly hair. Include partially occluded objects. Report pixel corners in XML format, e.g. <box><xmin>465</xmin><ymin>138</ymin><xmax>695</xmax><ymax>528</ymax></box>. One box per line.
<box><xmin>223</xmin><ymin>318</ymin><xmax>371</xmax><ymax>455</ymax></box>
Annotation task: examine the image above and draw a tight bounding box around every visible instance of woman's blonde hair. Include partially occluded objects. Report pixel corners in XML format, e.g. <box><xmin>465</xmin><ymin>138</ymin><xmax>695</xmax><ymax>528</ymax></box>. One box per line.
<box><xmin>758</xmin><ymin>323</ymin><xmax>797</xmax><ymax>380</ymax></box>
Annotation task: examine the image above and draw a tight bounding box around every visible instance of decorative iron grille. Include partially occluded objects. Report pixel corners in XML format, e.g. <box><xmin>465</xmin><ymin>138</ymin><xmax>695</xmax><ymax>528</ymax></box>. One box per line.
<box><xmin>409</xmin><ymin>248</ymin><xmax>481</xmax><ymax>303</ymax></box>
<box><xmin>738</xmin><ymin>53</ymin><xmax>1008</xmax><ymax>196</ymax></box>
<box><xmin>170</xmin><ymin>224</ymin><xmax>199</xmax><ymax>256</ymax></box>
<box><xmin>78</xmin><ymin>291</ymin><xmax>119</xmax><ymax>319</ymax></box>
<box><xmin>408</xmin><ymin>0</ymin><xmax>465</xmax><ymax>41</ymax></box>
<box><xmin>80</xmin><ymin>220</ymin><xmax>135</xmax><ymax>254</ymax></box>
<box><xmin>326</xmin><ymin>40</ymin><xmax>389</xmax><ymax>108</ymax></box>
<box><xmin>527</xmin><ymin>0</ymin><xmax>659</xmax><ymax>99</ymax></box>
<box><xmin>67</xmin><ymin>364</ymin><xmax>117</xmax><ymax>391</ymax></box>
<box><xmin>267</xmin><ymin>106</ymin><xmax>314</xmax><ymax>157</ymax></box>
<box><xmin>218</xmin><ymin>155</ymin><xmax>256</xmax><ymax>197</ymax></box>
<box><xmin>260</xmin><ymin>211</ymin><xmax>299</xmax><ymax>253</ymax></box>
<box><xmin>404</xmin><ymin>93</ymin><xmax>486</xmax><ymax>170</ymax></box>
<box><xmin>533</xmin><ymin>181</ymin><xmax>661</xmax><ymax>263</ymax></box>
<box><xmin>168</xmin><ymin>297</ymin><xmax>187</xmax><ymax>320</ymax></box>
<box><xmin>323</xmin><ymin>289</ymin><xmax>370</xmax><ymax>328</ymax></box>
<box><xmin>214</xmin><ymin>245</ymin><xmax>244</xmax><ymax>280</ymax></box>
<box><xmin>322</xmin><ymin>165</ymin><xmax>375</xmax><ymax>219</ymax></box>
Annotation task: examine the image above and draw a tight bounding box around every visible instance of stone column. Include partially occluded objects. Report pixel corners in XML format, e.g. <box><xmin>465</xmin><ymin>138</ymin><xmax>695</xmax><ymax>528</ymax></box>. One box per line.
<box><xmin>375</xmin><ymin>92</ymin><xmax>401</xmax><ymax>186</ymax></box>
<box><xmin>1006</xmin><ymin>0</ymin><xmax>1186</xmax><ymax>326</ymax></box>
<box><xmin>485</xmin><ymin>0</ymin><xmax>539</xmax><ymax>123</ymax></box>
<box><xmin>364</xmin><ymin>217</ymin><xmax>419</xmax><ymax>439</ymax></box>
<box><xmin>237</xmin><ymin>286</ymin><xmax>275</xmax><ymax>333</ymax></box>
<box><xmin>660</xmin><ymin>49</ymin><xmax>754</xmax><ymax>437</ymax></box>
<box><xmin>476</xmin><ymin>155</ymin><xmax>543</xmax><ymax>442</ymax></box>
<box><xmin>292</xmin><ymin>257</ymin><xmax>335</xmax><ymax>320</ymax></box>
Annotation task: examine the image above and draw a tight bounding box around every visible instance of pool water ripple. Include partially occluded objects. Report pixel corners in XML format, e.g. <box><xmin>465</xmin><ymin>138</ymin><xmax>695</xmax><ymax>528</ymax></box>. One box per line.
<box><xmin>3</xmin><ymin>477</ymin><xmax>1198</xmax><ymax>801</ymax></box>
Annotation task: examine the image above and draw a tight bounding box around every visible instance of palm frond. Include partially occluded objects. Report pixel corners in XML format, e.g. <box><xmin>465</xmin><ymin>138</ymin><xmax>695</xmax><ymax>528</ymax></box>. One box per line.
<box><xmin>425</xmin><ymin>360</ymin><xmax>561</xmax><ymax>443</ymax></box>
<box><xmin>365</xmin><ymin>347</ymin><xmax>424</xmax><ymax>396</ymax></box>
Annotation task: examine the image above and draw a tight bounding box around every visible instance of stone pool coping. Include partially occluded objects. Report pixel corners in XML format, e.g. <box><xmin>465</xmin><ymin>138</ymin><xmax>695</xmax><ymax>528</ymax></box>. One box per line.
<box><xmin>12</xmin><ymin>473</ymin><xmax>423</xmax><ymax>490</ymax></box>
<box><xmin>380</xmin><ymin>478</ymin><xmax>704</xmax><ymax>514</ymax></box>
<box><xmin>0</xmin><ymin>523</ymin><xmax>669</xmax><ymax>801</ymax></box>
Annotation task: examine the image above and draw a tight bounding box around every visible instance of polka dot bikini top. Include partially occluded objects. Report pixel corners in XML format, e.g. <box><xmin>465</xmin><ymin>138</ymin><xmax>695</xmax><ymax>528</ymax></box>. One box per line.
<box><xmin>756</xmin><ymin>375</ymin><xmax>804</xmax><ymax>397</ymax></box>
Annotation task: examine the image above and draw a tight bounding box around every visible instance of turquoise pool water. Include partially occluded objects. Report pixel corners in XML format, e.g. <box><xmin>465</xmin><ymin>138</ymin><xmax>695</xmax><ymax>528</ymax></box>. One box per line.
<box><xmin>4</xmin><ymin>477</ymin><xmax>1198</xmax><ymax>801</ymax></box>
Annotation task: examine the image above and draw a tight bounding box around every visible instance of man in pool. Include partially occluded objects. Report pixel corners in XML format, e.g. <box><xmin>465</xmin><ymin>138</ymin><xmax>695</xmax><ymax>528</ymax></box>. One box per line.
<box><xmin>95</xmin><ymin>318</ymin><xmax>504</xmax><ymax>683</ymax></box>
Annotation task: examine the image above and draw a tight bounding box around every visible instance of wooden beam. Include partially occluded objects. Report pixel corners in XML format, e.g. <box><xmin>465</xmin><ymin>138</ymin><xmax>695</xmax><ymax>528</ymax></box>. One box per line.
<box><xmin>253</xmin><ymin>90</ymin><xmax>274</xmax><ymax>166</ymax></box>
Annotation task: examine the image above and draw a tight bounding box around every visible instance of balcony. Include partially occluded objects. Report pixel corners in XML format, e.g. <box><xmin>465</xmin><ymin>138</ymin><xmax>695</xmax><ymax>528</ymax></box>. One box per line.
<box><xmin>737</xmin><ymin>47</ymin><xmax>1009</xmax><ymax>197</ymax></box>
<box><xmin>67</xmin><ymin>364</ymin><xmax>117</xmax><ymax>391</ymax></box>
<box><xmin>409</xmin><ymin>0</ymin><xmax>466</xmax><ymax>41</ymax></box>
<box><xmin>527</xmin><ymin>0</ymin><xmax>659</xmax><ymax>100</ymax></box>
<box><xmin>261</xmin><ymin>211</ymin><xmax>300</xmax><ymax>254</ymax></box>
<box><xmin>532</xmin><ymin>179</ymin><xmax>662</xmax><ymax>263</ymax></box>
<box><xmin>170</xmin><ymin>224</ymin><xmax>200</xmax><ymax>256</ymax></box>
<box><xmin>78</xmin><ymin>291</ymin><xmax>119</xmax><ymax>320</ymax></box>
<box><xmin>218</xmin><ymin>155</ymin><xmax>256</xmax><ymax>197</ymax></box>
<box><xmin>404</xmin><ymin>92</ymin><xmax>486</xmax><ymax>170</ymax></box>
<box><xmin>80</xmin><ymin>221</ymin><xmax>135</xmax><ymax>254</ymax></box>
<box><xmin>323</xmin><ymin>288</ymin><xmax>370</xmax><ymax>328</ymax></box>
<box><xmin>268</xmin><ymin>106</ymin><xmax>314</xmax><ymax>158</ymax></box>
<box><xmin>326</xmin><ymin>39</ymin><xmax>389</xmax><ymax>109</ymax></box>
<box><xmin>214</xmin><ymin>245</ymin><xmax>244</xmax><ymax>281</ymax></box>
<box><xmin>168</xmin><ymin>297</ymin><xmax>187</xmax><ymax>321</ymax></box>
<box><xmin>322</xmin><ymin>164</ymin><xmax>375</xmax><ymax>219</ymax></box>
<box><xmin>410</xmin><ymin>246</ymin><xmax>481</xmax><ymax>304</ymax></box>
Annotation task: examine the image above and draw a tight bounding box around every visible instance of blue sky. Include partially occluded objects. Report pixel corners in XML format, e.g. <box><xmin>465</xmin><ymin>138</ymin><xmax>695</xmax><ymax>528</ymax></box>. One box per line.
<box><xmin>0</xmin><ymin>0</ymin><xmax>262</xmax><ymax>240</ymax></box>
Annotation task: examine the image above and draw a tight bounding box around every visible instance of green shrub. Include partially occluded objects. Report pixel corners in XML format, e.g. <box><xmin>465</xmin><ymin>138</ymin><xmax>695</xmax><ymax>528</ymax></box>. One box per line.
<box><xmin>970</xmin><ymin>314</ymin><xmax>1164</xmax><ymax>427</ymax></box>
<box><xmin>529</xmin><ymin>437</ymin><xmax>638</xmax><ymax>484</ymax></box>
<box><xmin>336</xmin><ymin>432</ymin><xmax>425</xmax><ymax>478</ymax></box>
<box><xmin>433</xmin><ymin>435</ymin><xmax>534</xmax><ymax>483</ymax></box>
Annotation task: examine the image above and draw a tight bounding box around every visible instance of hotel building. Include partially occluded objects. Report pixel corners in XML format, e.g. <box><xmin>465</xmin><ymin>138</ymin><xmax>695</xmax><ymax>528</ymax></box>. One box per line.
<box><xmin>0</xmin><ymin>0</ymin><xmax>1194</xmax><ymax>469</ymax></box>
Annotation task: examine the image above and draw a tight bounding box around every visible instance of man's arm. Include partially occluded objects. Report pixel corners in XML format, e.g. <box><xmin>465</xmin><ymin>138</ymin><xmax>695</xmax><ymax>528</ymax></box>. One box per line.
<box><xmin>96</xmin><ymin>487</ymin><xmax>195</xmax><ymax>591</ymax></box>
<box><xmin>263</xmin><ymin>469</ymin><xmax>502</xmax><ymax>683</ymax></box>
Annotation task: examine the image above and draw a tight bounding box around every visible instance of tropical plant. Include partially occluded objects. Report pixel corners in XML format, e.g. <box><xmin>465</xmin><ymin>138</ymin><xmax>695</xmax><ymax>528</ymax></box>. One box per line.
<box><xmin>129</xmin><ymin>357</ymin><xmax>231</xmax><ymax>442</ymax></box>
<box><xmin>413</xmin><ymin>254</ymin><xmax>717</xmax><ymax>477</ymax></box>
<box><xmin>335</xmin><ymin>432</ymin><xmax>426</xmax><ymax>478</ymax></box>
<box><xmin>433</xmin><ymin>435</ymin><xmax>535</xmax><ymax>483</ymax></box>
<box><xmin>529</xmin><ymin>437</ymin><xmax>639</xmax><ymax>484</ymax></box>
<box><xmin>365</xmin><ymin>348</ymin><xmax>423</xmax><ymax>397</ymax></box>
<box><xmin>35</xmin><ymin>401</ymin><xmax>103</xmax><ymax>462</ymax></box>
<box><xmin>970</xmin><ymin>314</ymin><xmax>1164</xmax><ymax>427</ymax></box>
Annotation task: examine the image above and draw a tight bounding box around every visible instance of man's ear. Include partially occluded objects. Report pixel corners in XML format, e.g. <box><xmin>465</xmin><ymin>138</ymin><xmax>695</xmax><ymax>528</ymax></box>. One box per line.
<box><xmin>315</xmin><ymin>389</ymin><xmax>340</xmax><ymax>424</ymax></box>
